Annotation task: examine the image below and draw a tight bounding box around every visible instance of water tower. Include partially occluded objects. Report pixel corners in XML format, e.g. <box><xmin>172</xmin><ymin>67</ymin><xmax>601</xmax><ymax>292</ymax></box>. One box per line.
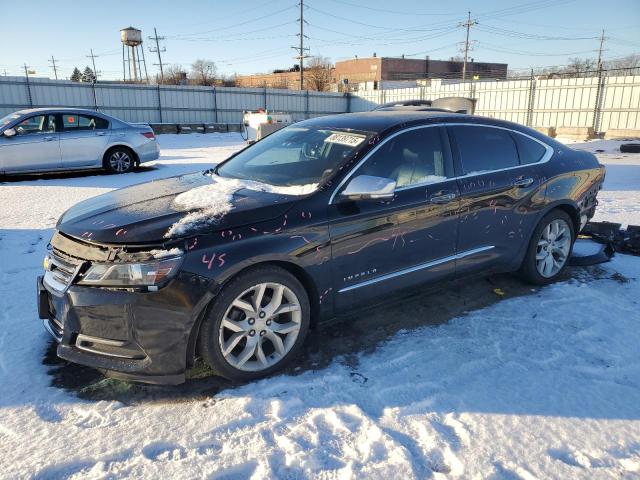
<box><xmin>121</xmin><ymin>26</ymin><xmax>148</xmax><ymax>82</ymax></box>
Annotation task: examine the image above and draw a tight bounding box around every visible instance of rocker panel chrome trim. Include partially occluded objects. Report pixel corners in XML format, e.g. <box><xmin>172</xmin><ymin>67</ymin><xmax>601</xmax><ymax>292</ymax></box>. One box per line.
<box><xmin>338</xmin><ymin>245</ymin><xmax>495</xmax><ymax>293</ymax></box>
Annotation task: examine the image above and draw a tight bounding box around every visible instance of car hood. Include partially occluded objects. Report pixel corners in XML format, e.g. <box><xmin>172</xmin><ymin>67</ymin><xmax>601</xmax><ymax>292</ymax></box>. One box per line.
<box><xmin>57</xmin><ymin>173</ymin><xmax>302</xmax><ymax>244</ymax></box>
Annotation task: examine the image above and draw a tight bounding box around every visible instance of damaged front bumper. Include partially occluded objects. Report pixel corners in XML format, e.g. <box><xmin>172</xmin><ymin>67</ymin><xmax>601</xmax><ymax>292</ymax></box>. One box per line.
<box><xmin>37</xmin><ymin>266</ymin><xmax>213</xmax><ymax>385</ymax></box>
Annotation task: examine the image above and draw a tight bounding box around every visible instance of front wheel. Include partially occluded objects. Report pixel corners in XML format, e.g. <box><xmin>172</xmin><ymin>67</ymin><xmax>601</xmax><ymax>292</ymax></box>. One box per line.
<box><xmin>519</xmin><ymin>210</ymin><xmax>575</xmax><ymax>285</ymax></box>
<box><xmin>197</xmin><ymin>266</ymin><xmax>310</xmax><ymax>381</ymax></box>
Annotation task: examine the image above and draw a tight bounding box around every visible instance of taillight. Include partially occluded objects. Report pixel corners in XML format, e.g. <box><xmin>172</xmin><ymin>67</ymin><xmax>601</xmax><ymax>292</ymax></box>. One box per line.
<box><xmin>141</xmin><ymin>131</ymin><xmax>155</xmax><ymax>140</ymax></box>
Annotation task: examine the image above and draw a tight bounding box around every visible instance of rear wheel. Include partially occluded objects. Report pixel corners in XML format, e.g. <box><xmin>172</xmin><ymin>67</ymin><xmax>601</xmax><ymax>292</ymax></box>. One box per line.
<box><xmin>519</xmin><ymin>209</ymin><xmax>575</xmax><ymax>285</ymax></box>
<box><xmin>198</xmin><ymin>266</ymin><xmax>310</xmax><ymax>381</ymax></box>
<box><xmin>104</xmin><ymin>147</ymin><xmax>135</xmax><ymax>173</ymax></box>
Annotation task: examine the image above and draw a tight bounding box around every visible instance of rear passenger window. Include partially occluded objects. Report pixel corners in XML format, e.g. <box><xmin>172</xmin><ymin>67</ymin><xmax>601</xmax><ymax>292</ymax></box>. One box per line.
<box><xmin>513</xmin><ymin>133</ymin><xmax>547</xmax><ymax>164</ymax></box>
<box><xmin>79</xmin><ymin>115</ymin><xmax>109</xmax><ymax>130</ymax></box>
<box><xmin>451</xmin><ymin>126</ymin><xmax>519</xmax><ymax>174</ymax></box>
<box><xmin>63</xmin><ymin>114</ymin><xmax>78</xmax><ymax>129</ymax></box>
<box><xmin>63</xmin><ymin>114</ymin><xmax>108</xmax><ymax>130</ymax></box>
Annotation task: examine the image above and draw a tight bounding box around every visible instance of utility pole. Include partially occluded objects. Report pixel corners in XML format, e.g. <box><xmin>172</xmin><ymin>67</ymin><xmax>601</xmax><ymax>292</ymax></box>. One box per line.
<box><xmin>592</xmin><ymin>29</ymin><xmax>607</xmax><ymax>133</ymax></box>
<box><xmin>24</xmin><ymin>64</ymin><xmax>33</xmax><ymax>107</ymax></box>
<box><xmin>292</xmin><ymin>0</ymin><xmax>309</xmax><ymax>90</ymax></box>
<box><xmin>596</xmin><ymin>29</ymin><xmax>606</xmax><ymax>71</ymax></box>
<box><xmin>300</xmin><ymin>0</ymin><xmax>304</xmax><ymax>90</ymax></box>
<box><xmin>149</xmin><ymin>28</ymin><xmax>166</xmax><ymax>83</ymax></box>
<box><xmin>48</xmin><ymin>56</ymin><xmax>59</xmax><ymax>80</ymax></box>
<box><xmin>459</xmin><ymin>11</ymin><xmax>477</xmax><ymax>82</ymax></box>
<box><xmin>87</xmin><ymin>49</ymin><xmax>98</xmax><ymax>81</ymax></box>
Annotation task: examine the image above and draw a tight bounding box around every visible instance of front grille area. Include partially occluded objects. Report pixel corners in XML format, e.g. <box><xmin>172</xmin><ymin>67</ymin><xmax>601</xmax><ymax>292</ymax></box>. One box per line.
<box><xmin>43</xmin><ymin>250</ymin><xmax>83</xmax><ymax>293</ymax></box>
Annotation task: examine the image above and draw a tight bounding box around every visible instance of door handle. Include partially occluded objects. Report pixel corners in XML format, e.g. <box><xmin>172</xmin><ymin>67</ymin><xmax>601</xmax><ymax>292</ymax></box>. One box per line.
<box><xmin>43</xmin><ymin>136</ymin><xmax>56</xmax><ymax>142</ymax></box>
<box><xmin>514</xmin><ymin>177</ymin><xmax>534</xmax><ymax>188</ymax></box>
<box><xmin>430</xmin><ymin>192</ymin><xmax>457</xmax><ymax>204</ymax></box>
<box><xmin>96</xmin><ymin>131</ymin><xmax>106</xmax><ymax>136</ymax></box>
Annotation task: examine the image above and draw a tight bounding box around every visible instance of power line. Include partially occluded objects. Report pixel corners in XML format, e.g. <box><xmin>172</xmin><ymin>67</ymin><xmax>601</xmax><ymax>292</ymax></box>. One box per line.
<box><xmin>476</xmin><ymin>24</ymin><xmax>598</xmax><ymax>41</ymax></box>
<box><xmin>306</xmin><ymin>22</ymin><xmax>455</xmax><ymax>42</ymax></box>
<box><xmin>168</xmin><ymin>5</ymin><xmax>297</xmax><ymax>39</ymax></box>
<box><xmin>306</xmin><ymin>5</ymin><xmax>454</xmax><ymax>32</ymax></box>
<box><xmin>172</xmin><ymin>21</ymin><xmax>297</xmax><ymax>42</ymax></box>
<box><xmin>476</xmin><ymin>0</ymin><xmax>576</xmax><ymax>21</ymax></box>
<box><xmin>478</xmin><ymin>43</ymin><xmax>600</xmax><ymax>57</ymax></box>
<box><xmin>322</xmin><ymin>0</ymin><xmax>464</xmax><ymax>16</ymax></box>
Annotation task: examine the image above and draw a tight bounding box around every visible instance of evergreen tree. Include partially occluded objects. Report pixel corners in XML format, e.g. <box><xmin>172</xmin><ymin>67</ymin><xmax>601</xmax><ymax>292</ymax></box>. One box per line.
<box><xmin>81</xmin><ymin>66</ymin><xmax>96</xmax><ymax>83</ymax></box>
<box><xmin>70</xmin><ymin>67</ymin><xmax>82</xmax><ymax>82</ymax></box>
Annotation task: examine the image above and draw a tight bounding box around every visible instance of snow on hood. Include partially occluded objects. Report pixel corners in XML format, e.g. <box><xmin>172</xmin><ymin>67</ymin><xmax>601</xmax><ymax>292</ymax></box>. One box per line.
<box><xmin>165</xmin><ymin>174</ymin><xmax>317</xmax><ymax>237</ymax></box>
<box><xmin>149</xmin><ymin>247</ymin><xmax>184</xmax><ymax>259</ymax></box>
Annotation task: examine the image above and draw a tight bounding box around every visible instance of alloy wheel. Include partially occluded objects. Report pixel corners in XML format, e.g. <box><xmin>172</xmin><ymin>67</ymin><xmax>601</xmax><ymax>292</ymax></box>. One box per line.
<box><xmin>535</xmin><ymin>218</ymin><xmax>571</xmax><ymax>278</ymax></box>
<box><xmin>218</xmin><ymin>282</ymin><xmax>302</xmax><ymax>372</ymax></box>
<box><xmin>109</xmin><ymin>151</ymin><xmax>131</xmax><ymax>172</ymax></box>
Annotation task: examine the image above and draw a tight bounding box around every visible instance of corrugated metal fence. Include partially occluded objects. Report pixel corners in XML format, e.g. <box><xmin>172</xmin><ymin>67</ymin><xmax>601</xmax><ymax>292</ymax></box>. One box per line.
<box><xmin>0</xmin><ymin>77</ymin><xmax>349</xmax><ymax>124</ymax></box>
<box><xmin>350</xmin><ymin>75</ymin><xmax>640</xmax><ymax>131</ymax></box>
<box><xmin>1</xmin><ymin>74</ymin><xmax>639</xmax><ymax>131</ymax></box>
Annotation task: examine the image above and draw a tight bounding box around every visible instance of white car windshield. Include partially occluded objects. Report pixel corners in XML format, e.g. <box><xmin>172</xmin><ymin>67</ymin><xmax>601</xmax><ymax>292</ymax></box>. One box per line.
<box><xmin>216</xmin><ymin>126</ymin><xmax>371</xmax><ymax>187</ymax></box>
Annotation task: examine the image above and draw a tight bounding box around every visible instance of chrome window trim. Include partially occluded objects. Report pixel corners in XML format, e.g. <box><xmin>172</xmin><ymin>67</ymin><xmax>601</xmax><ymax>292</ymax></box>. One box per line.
<box><xmin>448</xmin><ymin>123</ymin><xmax>554</xmax><ymax>177</ymax></box>
<box><xmin>329</xmin><ymin>124</ymin><xmax>441</xmax><ymax>204</ymax></box>
<box><xmin>338</xmin><ymin>245</ymin><xmax>495</xmax><ymax>293</ymax></box>
<box><xmin>329</xmin><ymin>122</ymin><xmax>554</xmax><ymax>203</ymax></box>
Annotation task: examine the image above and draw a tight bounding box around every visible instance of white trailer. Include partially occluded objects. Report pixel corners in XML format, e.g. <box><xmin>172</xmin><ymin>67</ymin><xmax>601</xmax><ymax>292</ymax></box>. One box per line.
<box><xmin>242</xmin><ymin>111</ymin><xmax>293</xmax><ymax>142</ymax></box>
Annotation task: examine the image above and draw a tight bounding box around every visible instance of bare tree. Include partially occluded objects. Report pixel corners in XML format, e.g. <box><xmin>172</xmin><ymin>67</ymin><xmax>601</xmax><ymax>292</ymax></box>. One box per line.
<box><xmin>604</xmin><ymin>54</ymin><xmax>640</xmax><ymax>71</ymax></box>
<box><xmin>216</xmin><ymin>73</ymin><xmax>238</xmax><ymax>87</ymax></box>
<box><xmin>191</xmin><ymin>59</ymin><xmax>217</xmax><ymax>86</ymax></box>
<box><xmin>304</xmin><ymin>56</ymin><xmax>333</xmax><ymax>91</ymax></box>
<box><xmin>160</xmin><ymin>65</ymin><xmax>188</xmax><ymax>85</ymax></box>
<box><xmin>509</xmin><ymin>53</ymin><xmax>640</xmax><ymax>81</ymax></box>
<box><xmin>565</xmin><ymin>57</ymin><xmax>597</xmax><ymax>76</ymax></box>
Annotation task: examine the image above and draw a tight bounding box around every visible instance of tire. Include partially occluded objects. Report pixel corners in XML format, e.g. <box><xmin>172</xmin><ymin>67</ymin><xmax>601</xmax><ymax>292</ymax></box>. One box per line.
<box><xmin>519</xmin><ymin>209</ymin><xmax>575</xmax><ymax>285</ymax></box>
<box><xmin>104</xmin><ymin>147</ymin><xmax>135</xmax><ymax>173</ymax></box>
<box><xmin>620</xmin><ymin>143</ymin><xmax>640</xmax><ymax>153</ymax></box>
<box><xmin>197</xmin><ymin>266</ymin><xmax>311</xmax><ymax>381</ymax></box>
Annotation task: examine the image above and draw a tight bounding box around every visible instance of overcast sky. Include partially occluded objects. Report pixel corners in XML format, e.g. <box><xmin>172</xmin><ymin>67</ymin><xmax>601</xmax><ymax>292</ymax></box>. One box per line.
<box><xmin>2</xmin><ymin>0</ymin><xmax>639</xmax><ymax>80</ymax></box>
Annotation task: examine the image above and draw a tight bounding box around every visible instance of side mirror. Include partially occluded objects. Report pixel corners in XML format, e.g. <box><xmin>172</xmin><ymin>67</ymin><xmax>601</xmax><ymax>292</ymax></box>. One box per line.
<box><xmin>3</xmin><ymin>128</ymin><xmax>16</xmax><ymax>138</ymax></box>
<box><xmin>340</xmin><ymin>175</ymin><xmax>396</xmax><ymax>201</ymax></box>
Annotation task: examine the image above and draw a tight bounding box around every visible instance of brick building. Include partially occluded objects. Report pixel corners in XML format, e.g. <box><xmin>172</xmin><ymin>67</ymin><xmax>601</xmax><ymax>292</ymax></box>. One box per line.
<box><xmin>235</xmin><ymin>69</ymin><xmax>302</xmax><ymax>89</ymax></box>
<box><xmin>334</xmin><ymin>56</ymin><xmax>508</xmax><ymax>90</ymax></box>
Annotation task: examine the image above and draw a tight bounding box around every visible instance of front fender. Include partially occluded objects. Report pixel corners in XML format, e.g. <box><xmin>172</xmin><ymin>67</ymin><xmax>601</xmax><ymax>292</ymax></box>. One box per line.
<box><xmin>179</xmin><ymin>213</ymin><xmax>334</xmax><ymax>317</ymax></box>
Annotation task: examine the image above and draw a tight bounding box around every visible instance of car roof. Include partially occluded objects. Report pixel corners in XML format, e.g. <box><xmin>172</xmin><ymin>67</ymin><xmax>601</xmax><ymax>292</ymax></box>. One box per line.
<box><xmin>14</xmin><ymin>107</ymin><xmax>108</xmax><ymax>117</ymax></box>
<box><xmin>298</xmin><ymin>110</ymin><xmax>552</xmax><ymax>142</ymax></box>
<box><xmin>299</xmin><ymin>110</ymin><xmax>508</xmax><ymax>132</ymax></box>
<box><xmin>298</xmin><ymin>110</ymin><xmax>462</xmax><ymax>133</ymax></box>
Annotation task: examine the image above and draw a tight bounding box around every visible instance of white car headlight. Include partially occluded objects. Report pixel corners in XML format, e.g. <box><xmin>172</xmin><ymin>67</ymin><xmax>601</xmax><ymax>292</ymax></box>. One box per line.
<box><xmin>78</xmin><ymin>257</ymin><xmax>182</xmax><ymax>287</ymax></box>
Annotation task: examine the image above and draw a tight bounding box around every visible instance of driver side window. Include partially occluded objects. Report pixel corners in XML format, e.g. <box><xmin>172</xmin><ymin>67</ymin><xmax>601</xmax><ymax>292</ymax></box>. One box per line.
<box><xmin>358</xmin><ymin>127</ymin><xmax>448</xmax><ymax>188</ymax></box>
<box><xmin>16</xmin><ymin>115</ymin><xmax>55</xmax><ymax>135</ymax></box>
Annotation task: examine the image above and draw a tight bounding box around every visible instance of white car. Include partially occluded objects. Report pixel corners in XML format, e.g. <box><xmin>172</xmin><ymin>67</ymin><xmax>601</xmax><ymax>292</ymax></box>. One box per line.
<box><xmin>0</xmin><ymin>108</ymin><xmax>160</xmax><ymax>175</ymax></box>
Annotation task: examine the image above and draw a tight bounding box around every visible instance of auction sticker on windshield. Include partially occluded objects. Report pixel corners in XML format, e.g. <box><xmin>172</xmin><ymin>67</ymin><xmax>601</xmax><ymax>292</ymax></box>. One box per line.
<box><xmin>324</xmin><ymin>133</ymin><xmax>366</xmax><ymax>147</ymax></box>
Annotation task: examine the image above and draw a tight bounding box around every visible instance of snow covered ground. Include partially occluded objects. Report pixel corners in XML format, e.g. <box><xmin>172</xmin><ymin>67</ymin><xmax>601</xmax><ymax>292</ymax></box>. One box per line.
<box><xmin>1</xmin><ymin>134</ymin><xmax>639</xmax><ymax>479</ymax></box>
